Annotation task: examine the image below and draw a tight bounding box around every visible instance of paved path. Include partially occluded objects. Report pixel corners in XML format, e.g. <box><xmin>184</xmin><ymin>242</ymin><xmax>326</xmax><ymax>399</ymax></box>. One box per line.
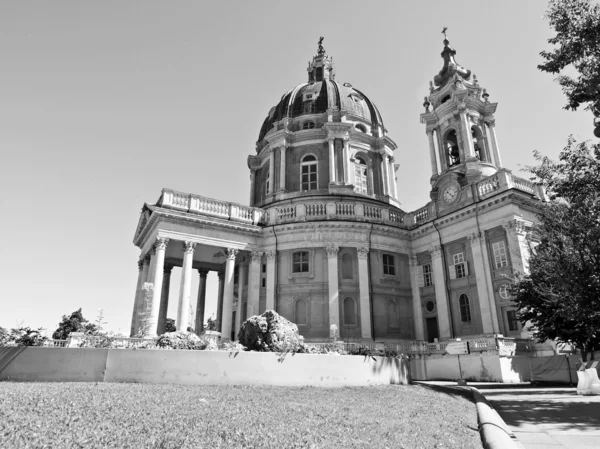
<box><xmin>480</xmin><ymin>386</ymin><xmax>600</xmax><ymax>449</ymax></box>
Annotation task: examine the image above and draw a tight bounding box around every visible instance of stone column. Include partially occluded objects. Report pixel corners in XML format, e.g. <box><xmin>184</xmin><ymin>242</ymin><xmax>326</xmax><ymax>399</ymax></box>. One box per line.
<box><xmin>380</xmin><ymin>152</ymin><xmax>389</xmax><ymax>196</ymax></box>
<box><xmin>328</xmin><ymin>138</ymin><xmax>336</xmax><ymax>184</ymax></box>
<box><xmin>427</xmin><ymin>130</ymin><xmax>439</xmax><ymax>176</ymax></box>
<box><xmin>177</xmin><ymin>241</ymin><xmax>196</xmax><ymax>332</ymax></box>
<box><xmin>367</xmin><ymin>158</ymin><xmax>375</xmax><ymax>195</ymax></box>
<box><xmin>268</xmin><ymin>149</ymin><xmax>275</xmax><ymax>194</ymax></box>
<box><xmin>409</xmin><ymin>254</ymin><xmax>425</xmax><ymax>341</ymax></box>
<box><xmin>468</xmin><ymin>233</ymin><xmax>498</xmax><ymax>334</ymax></box>
<box><xmin>279</xmin><ymin>146</ymin><xmax>286</xmax><ymax>191</ymax></box>
<box><xmin>234</xmin><ymin>257</ymin><xmax>248</xmax><ymax>335</ymax></box>
<box><xmin>458</xmin><ymin>104</ymin><xmax>475</xmax><ymax>159</ymax></box>
<box><xmin>357</xmin><ymin>247</ymin><xmax>372</xmax><ymax>341</ymax></box>
<box><xmin>486</xmin><ymin>119</ymin><xmax>503</xmax><ymax>168</ymax></box>
<box><xmin>247</xmin><ymin>251</ymin><xmax>262</xmax><ymax>317</ymax></box>
<box><xmin>221</xmin><ymin>248</ymin><xmax>238</xmax><ymax>342</ymax></box>
<box><xmin>326</xmin><ymin>246</ymin><xmax>340</xmax><ymax>330</ymax></box>
<box><xmin>194</xmin><ymin>269</ymin><xmax>208</xmax><ymax>335</ymax></box>
<box><xmin>216</xmin><ymin>270</ymin><xmax>225</xmax><ymax>328</ymax></box>
<box><xmin>430</xmin><ymin>244</ymin><xmax>451</xmax><ymax>339</ymax></box>
<box><xmin>134</xmin><ymin>254</ymin><xmax>151</xmax><ymax>335</ymax></box>
<box><xmin>342</xmin><ymin>138</ymin><xmax>350</xmax><ymax>184</ymax></box>
<box><xmin>148</xmin><ymin>237</ymin><xmax>169</xmax><ymax>337</ymax></box>
<box><xmin>389</xmin><ymin>156</ymin><xmax>398</xmax><ymax>199</ymax></box>
<box><xmin>249</xmin><ymin>170</ymin><xmax>256</xmax><ymax>206</ymax></box>
<box><xmin>131</xmin><ymin>260</ymin><xmax>145</xmax><ymax>337</ymax></box>
<box><xmin>157</xmin><ymin>264</ymin><xmax>173</xmax><ymax>335</ymax></box>
<box><xmin>265</xmin><ymin>250</ymin><xmax>276</xmax><ymax>311</ymax></box>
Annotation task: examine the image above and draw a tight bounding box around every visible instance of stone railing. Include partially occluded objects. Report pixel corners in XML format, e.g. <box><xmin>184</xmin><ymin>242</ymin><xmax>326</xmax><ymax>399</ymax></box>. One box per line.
<box><xmin>383</xmin><ymin>337</ymin><xmax>534</xmax><ymax>356</ymax></box>
<box><xmin>159</xmin><ymin>189</ymin><xmax>266</xmax><ymax>226</ymax></box>
<box><xmin>265</xmin><ymin>200</ymin><xmax>406</xmax><ymax>227</ymax></box>
<box><xmin>476</xmin><ymin>169</ymin><xmax>546</xmax><ymax>201</ymax></box>
<box><xmin>403</xmin><ymin>202</ymin><xmax>435</xmax><ymax>227</ymax></box>
<box><xmin>43</xmin><ymin>336</ymin><xmax>157</xmax><ymax>349</ymax></box>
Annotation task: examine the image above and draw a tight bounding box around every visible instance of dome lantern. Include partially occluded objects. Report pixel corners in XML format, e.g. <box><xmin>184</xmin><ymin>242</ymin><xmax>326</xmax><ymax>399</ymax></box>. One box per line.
<box><xmin>307</xmin><ymin>37</ymin><xmax>335</xmax><ymax>83</ymax></box>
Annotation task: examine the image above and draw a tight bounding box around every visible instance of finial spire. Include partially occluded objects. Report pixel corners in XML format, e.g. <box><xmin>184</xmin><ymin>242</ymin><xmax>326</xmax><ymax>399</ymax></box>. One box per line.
<box><xmin>318</xmin><ymin>36</ymin><xmax>326</xmax><ymax>56</ymax></box>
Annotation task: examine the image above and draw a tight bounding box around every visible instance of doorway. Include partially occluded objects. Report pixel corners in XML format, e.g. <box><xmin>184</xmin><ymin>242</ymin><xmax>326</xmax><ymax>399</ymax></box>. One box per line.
<box><xmin>426</xmin><ymin>317</ymin><xmax>439</xmax><ymax>342</ymax></box>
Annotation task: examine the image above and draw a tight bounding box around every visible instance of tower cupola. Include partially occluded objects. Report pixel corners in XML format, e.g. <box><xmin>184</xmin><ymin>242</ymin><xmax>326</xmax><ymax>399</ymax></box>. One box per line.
<box><xmin>420</xmin><ymin>30</ymin><xmax>503</xmax><ymax>191</ymax></box>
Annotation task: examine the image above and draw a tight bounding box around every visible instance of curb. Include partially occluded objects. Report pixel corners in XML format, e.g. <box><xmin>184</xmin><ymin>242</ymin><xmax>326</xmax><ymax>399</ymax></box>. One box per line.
<box><xmin>470</xmin><ymin>387</ymin><xmax>520</xmax><ymax>449</ymax></box>
<box><xmin>413</xmin><ymin>383</ymin><xmax>519</xmax><ymax>449</ymax></box>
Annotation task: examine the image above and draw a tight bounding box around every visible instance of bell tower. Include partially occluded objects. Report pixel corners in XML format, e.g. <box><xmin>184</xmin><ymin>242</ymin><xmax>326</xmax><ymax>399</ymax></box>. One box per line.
<box><xmin>420</xmin><ymin>31</ymin><xmax>503</xmax><ymax>195</ymax></box>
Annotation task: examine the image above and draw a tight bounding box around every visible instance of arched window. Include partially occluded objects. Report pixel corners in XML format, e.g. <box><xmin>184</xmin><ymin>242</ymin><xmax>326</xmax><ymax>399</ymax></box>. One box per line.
<box><xmin>387</xmin><ymin>301</ymin><xmax>399</xmax><ymax>328</ymax></box>
<box><xmin>303</xmin><ymin>121</ymin><xmax>315</xmax><ymax>130</ymax></box>
<box><xmin>444</xmin><ymin>130</ymin><xmax>460</xmax><ymax>167</ymax></box>
<box><xmin>354</xmin><ymin>156</ymin><xmax>368</xmax><ymax>194</ymax></box>
<box><xmin>343</xmin><ymin>297</ymin><xmax>356</xmax><ymax>325</ymax></box>
<box><xmin>295</xmin><ymin>298</ymin><xmax>308</xmax><ymax>325</ymax></box>
<box><xmin>341</xmin><ymin>253</ymin><xmax>353</xmax><ymax>279</ymax></box>
<box><xmin>300</xmin><ymin>155</ymin><xmax>318</xmax><ymax>191</ymax></box>
<box><xmin>459</xmin><ymin>294</ymin><xmax>472</xmax><ymax>322</ymax></box>
<box><xmin>355</xmin><ymin>124</ymin><xmax>367</xmax><ymax>133</ymax></box>
<box><xmin>471</xmin><ymin>126</ymin><xmax>487</xmax><ymax>162</ymax></box>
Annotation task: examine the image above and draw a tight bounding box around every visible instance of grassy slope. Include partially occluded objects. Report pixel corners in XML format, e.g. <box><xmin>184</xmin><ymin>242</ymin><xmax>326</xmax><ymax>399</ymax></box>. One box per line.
<box><xmin>0</xmin><ymin>383</ymin><xmax>480</xmax><ymax>449</ymax></box>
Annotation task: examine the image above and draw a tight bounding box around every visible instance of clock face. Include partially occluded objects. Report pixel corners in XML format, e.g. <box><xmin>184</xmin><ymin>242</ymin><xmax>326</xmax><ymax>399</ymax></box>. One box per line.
<box><xmin>443</xmin><ymin>184</ymin><xmax>459</xmax><ymax>204</ymax></box>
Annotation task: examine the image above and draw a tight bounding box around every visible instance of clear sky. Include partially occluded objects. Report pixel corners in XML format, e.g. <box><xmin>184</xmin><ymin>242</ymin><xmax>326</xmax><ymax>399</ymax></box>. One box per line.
<box><xmin>0</xmin><ymin>1</ymin><xmax>594</xmax><ymax>335</ymax></box>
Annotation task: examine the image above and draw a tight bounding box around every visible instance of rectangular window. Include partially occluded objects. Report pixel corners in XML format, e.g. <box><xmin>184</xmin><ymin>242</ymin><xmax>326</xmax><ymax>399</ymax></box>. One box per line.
<box><xmin>383</xmin><ymin>254</ymin><xmax>395</xmax><ymax>276</ymax></box>
<box><xmin>453</xmin><ymin>252</ymin><xmax>467</xmax><ymax>278</ymax></box>
<box><xmin>354</xmin><ymin>164</ymin><xmax>368</xmax><ymax>194</ymax></box>
<box><xmin>262</xmin><ymin>264</ymin><xmax>266</xmax><ymax>273</ymax></box>
<box><xmin>492</xmin><ymin>241</ymin><xmax>508</xmax><ymax>268</ymax></box>
<box><xmin>261</xmin><ymin>278</ymin><xmax>266</xmax><ymax>288</ymax></box>
<box><xmin>423</xmin><ymin>264</ymin><xmax>433</xmax><ymax>287</ymax></box>
<box><xmin>292</xmin><ymin>251</ymin><xmax>309</xmax><ymax>273</ymax></box>
<box><xmin>301</xmin><ymin>164</ymin><xmax>318</xmax><ymax>191</ymax></box>
<box><xmin>507</xmin><ymin>310</ymin><xmax>519</xmax><ymax>331</ymax></box>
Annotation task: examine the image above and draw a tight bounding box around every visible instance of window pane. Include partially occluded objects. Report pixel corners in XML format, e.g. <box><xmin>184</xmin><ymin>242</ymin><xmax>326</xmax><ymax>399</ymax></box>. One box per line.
<box><xmin>459</xmin><ymin>294</ymin><xmax>471</xmax><ymax>322</ymax></box>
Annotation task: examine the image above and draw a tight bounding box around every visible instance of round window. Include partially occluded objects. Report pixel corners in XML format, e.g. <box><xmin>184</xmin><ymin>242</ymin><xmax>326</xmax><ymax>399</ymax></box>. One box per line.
<box><xmin>425</xmin><ymin>301</ymin><xmax>435</xmax><ymax>312</ymax></box>
<box><xmin>499</xmin><ymin>284</ymin><xmax>510</xmax><ymax>299</ymax></box>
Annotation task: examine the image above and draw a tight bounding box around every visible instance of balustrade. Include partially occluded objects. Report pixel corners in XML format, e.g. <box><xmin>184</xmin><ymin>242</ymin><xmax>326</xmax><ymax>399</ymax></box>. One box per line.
<box><xmin>336</xmin><ymin>203</ymin><xmax>355</xmax><ymax>216</ymax></box>
<box><xmin>306</xmin><ymin>203</ymin><xmax>327</xmax><ymax>216</ymax></box>
<box><xmin>364</xmin><ymin>205</ymin><xmax>382</xmax><ymax>219</ymax></box>
<box><xmin>477</xmin><ymin>174</ymin><xmax>500</xmax><ymax>197</ymax></box>
<box><xmin>512</xmin><ymin>175</ymin><xmax>535</xmax><ymax>194</ymax></box>
<box><xmin>277</xmin><ymin>205</ymin><xmax>296</xmax><ymax>220</ymax></box>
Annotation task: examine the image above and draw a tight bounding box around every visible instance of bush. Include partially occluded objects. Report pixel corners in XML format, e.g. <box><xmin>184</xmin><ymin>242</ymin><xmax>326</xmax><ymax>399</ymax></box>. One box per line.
<box><xmin>5</xmin><ymin>327</ymin><xmax>47</xmax><ymax>347</ymax></box>
<box><xmin>156</xmin><ymin>331</ymin><xmax>210</xmax><ymax>350</ymax></box>
<box><xmin>238</xmin><ymin>310</ymin><xmax>303</xmax><ymax>352</ymax></box>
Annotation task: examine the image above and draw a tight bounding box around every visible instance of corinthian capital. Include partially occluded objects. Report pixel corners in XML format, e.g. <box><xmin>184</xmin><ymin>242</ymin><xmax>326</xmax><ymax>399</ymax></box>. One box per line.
<box><xmin>182</xmin><ymin>241</ymin><xmax>196</xmax><ymax>254</ymax></box>
<box><xmin>503</xmin><ymin>218</ymin><xmax>527</xmax><ymax>236</ymax></box>
<box><xmin>251</xmin><ymin>251</ymin><xmax>264</xmax><ymax>262</ymax></box>
<box><xmin>265</xmin><ymin>250</ymin><xmax>276</xmax><ymax>261</ymax></box>
<box><xmin>429</xmin><ymin>244</ymin><xmax>442</xmax><ymax>257</ymax></box>
<box><xmin>225</xmin><ymin>248</ymin><xmax>238</xmax><ymax>260</ymax></box>
<box><xmin>468</xmin><ymin>232</ymin><xmax>482</xmax><ymax>244</ymax></box>
<box><xmin>155</xmin><ymin>237</ymin><xmax>169</xmax><ymax>251</ymax></box>
<box><xmin>357</xmin><ymin>247</ymin><xmax>369</xmax><ymax>259</ymax></box>
<box><xmin>325</xmin><ymin>246</ymin><xmax>340</xmax><ymax>258</ymax></box>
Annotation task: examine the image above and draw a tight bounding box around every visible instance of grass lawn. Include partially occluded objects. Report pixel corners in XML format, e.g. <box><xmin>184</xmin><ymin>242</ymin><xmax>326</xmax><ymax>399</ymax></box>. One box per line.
<box><xmin>0</xmin><ymin>382</ymin><xmax>481</xmax><ymax>448</ymax></box>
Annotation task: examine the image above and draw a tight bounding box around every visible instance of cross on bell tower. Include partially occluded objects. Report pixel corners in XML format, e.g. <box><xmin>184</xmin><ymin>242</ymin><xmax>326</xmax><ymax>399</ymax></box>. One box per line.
<box><xmin>420</xmin><ymin>31</ymin><xmax>503</xmax><ymax>190</ymax></box>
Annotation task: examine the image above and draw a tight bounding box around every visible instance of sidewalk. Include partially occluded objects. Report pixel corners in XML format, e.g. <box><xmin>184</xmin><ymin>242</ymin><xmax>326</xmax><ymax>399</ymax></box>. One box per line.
<box><xmin>480</xmin><ymin>386</ymin><xmax>600</xmax><ymax>449</ymax></box>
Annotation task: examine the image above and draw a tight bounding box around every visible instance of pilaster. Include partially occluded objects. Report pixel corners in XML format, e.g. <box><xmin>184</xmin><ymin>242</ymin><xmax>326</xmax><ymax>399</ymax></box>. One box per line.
<box><xmin>265</xmin><ymin>250</ymin><xmax>276</xmax><ymax>311</ymax></box>
<box><xmin>468</xmin><ymin>233</ymin><xmax>497</xmax><ymax>334</ymax></box>
<box><xmin>430</xmin><ymin>243</ymin><xmax>451</xmax><ymax>339</ymax></box>
<box><xmin>247</xmin><ymin>251</ymin><xmax>262</xmax><ymax>317</ymax></box>
<box><xmin>326</xmin><ymin>246</ymin><xmax>340</xmax><ymax>331</ymax></box>
<box><xmin>356</xmin><ymin>247</ymin><xmax>372</xmax><ymax>341</ymax></box>
<box><xmin>409</xmin><ymin>254</ymin><xmax>425</xmax><ymax>340</ymax></box>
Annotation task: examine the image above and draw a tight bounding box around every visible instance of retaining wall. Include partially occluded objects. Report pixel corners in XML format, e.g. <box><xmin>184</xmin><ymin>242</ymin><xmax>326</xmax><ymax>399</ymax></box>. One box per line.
<box><xmin>0</xmin><ymin>347</ymin><xmax>410</xmax><ymax>387</ymax></box>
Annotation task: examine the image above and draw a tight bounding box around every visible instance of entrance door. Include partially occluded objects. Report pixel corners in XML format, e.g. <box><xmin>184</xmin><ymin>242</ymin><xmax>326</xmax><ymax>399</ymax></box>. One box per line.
<box><xmin>426</xmin><ymin>317</ymin><xmax>439</xmax><ymax>342</ymax></box>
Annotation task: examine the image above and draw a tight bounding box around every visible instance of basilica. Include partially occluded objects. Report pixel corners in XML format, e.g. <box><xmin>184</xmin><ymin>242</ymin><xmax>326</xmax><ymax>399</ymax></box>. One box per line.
<box><xmin>130</xmin><ymin>37</ymin><xmax>544</xmax><ymax>344</ymax></box>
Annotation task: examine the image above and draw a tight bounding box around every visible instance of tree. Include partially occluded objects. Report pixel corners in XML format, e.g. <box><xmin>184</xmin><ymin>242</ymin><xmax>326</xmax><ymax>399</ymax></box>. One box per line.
<box><xmin>539</xmin><ymin>0</ymin><xmax>600</xmax><ymax>115</ymax></box>
<box><xmin>512</xmin><ymin>137</ymin><xmax>600</xmax><ymax>360</ymax></box>
<box><xmin>52</xmin><ymin>308</ymin><xmax>97</xmax><ymax>340</ymax></box>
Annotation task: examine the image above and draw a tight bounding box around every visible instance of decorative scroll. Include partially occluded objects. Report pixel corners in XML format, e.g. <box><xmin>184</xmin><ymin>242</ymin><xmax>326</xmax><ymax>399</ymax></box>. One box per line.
<box><xmin>357</xmin><ymin>247</ymin><xmax>369</xmax><ymax>259</ymax></box>
<box><xmin>182</xmin><ymin>241</ymin><xmax>196</xmax><ymax>253</ymax></box>
<box><xmin>155</xmin><ymin>237</ymin><xmax>169</xmax><ymax>251</ymax></box>
<box><xmin>225</xmin><ymin>248</ymin><xmax>238</xmax><ymax>260</ymax></box>
<box><xmin>325</xmin><ymin>246</ymin><xmax>340</xmax><ymax>258</ymax></box>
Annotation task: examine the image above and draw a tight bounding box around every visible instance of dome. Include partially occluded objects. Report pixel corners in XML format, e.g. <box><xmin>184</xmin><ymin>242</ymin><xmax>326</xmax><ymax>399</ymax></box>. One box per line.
<box><xmin>257</xmin><ymin>39</ymin><xmax>385</xmax><ymax>145</ymax></box>
<box><xmin>257</xmin><ymin>81</ymin><xmax>385</xmax><ymax>143</ymax></box>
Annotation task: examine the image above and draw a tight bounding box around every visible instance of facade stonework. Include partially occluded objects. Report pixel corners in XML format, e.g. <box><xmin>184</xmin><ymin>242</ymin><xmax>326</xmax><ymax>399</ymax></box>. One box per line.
<box><xmin>131</xmin><ymin>39</ymin><xmax>544</xmax><ymax>343</ymax></box>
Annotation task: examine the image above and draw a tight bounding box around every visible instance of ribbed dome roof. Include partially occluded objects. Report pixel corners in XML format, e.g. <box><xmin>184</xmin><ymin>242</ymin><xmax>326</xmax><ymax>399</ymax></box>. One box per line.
<box><xmin>257</xmin><ymin>40</ymin><xmax>385</xmax><ymax>143</ymax></box>
<box><xmin>257</xmin><ymin>80</ymin><xmax>385</xmax><ymax>142</ymax></box>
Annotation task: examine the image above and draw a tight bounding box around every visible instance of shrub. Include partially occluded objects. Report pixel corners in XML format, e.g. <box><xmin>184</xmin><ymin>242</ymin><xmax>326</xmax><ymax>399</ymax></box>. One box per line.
<box><xmin>9</xmin><ymin>327</ymin><xmax>47</xmax><ymax>347</ymax></box>
<box><xmin>156</xmin><ymin>331</ymin><xmax>209</xmax><ymax>350</ymax></box>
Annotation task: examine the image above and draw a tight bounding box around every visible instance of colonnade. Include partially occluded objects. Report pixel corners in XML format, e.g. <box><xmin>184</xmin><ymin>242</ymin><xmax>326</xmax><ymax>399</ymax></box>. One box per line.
<box><xmin>131</xmin><ymin>239</ymin><xmax>375</xmax><ymax>342</ymax></box>
<box><xmin>249</xmin><ymin>140</ymin><xmax>398</xmax><ymax>202</ymax></box>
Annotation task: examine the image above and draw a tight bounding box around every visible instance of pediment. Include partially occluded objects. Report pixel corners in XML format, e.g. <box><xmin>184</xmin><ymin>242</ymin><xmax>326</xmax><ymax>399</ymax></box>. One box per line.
<box><xmin>133</xmin><ymin>207</ymin><xmax>152</xmax><ymax>243</ymax></box>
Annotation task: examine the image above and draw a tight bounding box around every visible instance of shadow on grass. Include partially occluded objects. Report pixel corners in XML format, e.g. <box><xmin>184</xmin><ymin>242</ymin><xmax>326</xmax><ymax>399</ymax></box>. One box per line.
<box><xmin>489</xmin><ymin>394</ymin><xmax>600</xmax><ymax>432</ymax></box>
<box><xmin>413</xmin><ymin>382</ymin><xmax>475</xmax><ymax>402</ymax></box>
